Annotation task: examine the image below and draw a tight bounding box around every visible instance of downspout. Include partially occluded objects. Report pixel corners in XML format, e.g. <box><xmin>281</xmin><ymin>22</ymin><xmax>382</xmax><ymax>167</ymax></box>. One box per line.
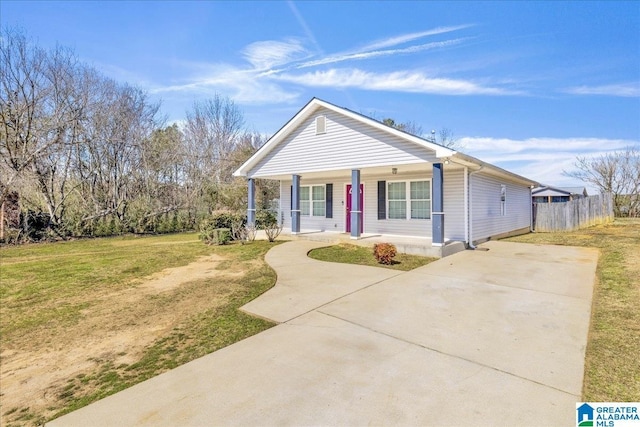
<box><xmin>467</xmin><ymin>166</ymin><xmax>484</xmax><ymax>249</ymax></box>
<box><xmin>463</xmin><ymin>166</ymin><xmax>469</xmax><ymax>246</ymax></box>
<box><xmin>529</xmin><ymin>186</ymin><xmax>534</xmax><ymax>232</ymax></box>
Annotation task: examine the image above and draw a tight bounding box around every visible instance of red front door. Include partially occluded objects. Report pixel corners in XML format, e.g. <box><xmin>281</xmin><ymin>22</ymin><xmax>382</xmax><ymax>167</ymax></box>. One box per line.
<box><xmin>346</xmin><ymin>184</ymin><xmax>364</xmax><ymax>233</ymax></box>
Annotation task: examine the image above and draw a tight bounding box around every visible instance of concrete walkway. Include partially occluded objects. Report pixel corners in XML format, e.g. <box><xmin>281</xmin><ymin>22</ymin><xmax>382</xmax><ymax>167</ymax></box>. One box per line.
<box><xmin>49</xmin><ymin>240</ymin><xmax>598</xmax><ymax>427</ymax></box>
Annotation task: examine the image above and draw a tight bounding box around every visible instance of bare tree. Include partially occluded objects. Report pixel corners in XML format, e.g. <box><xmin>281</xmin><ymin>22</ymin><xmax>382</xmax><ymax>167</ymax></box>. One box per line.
<box><xmin>184</xmin><ymin>95</ymin><xmax>245</xmax><ymax>184</ymax></box>
<box><xmin>381</xmin><ymin>118</ymin><xmax>424</xmax><ymax>137</ymax></box>
<box><xmin>134</xmin><ymin>123</ymin><xmax>185</xmax><ymax>230</ymax></box>
<box><xmin>438</xmin><ymin>127</ymin><xmax>459</xmax><ymax>149</ymax></box>
<box><xmin>564</xmin><ymin>146</ymin><xmax>640</xmax><ymax>217</ymax></box>
<box><xmin>2</xmin><ymin>28</ymin><xmax>266</xmax><ymax>240</ymax></box>
<box><xmin>183</xmin><ymin>95</ymin><xmax>246</xmax><ymax>214</ymax></box>
<box><xmin>0</xmin><ymin>28</ymin><xmax>91</xmax><ymax>233</ymax></box>
<box><xmin>379</xmin><ymin>117</ymin><xmax>459</xmax><ymax>149</ymax></box>
<box><xmin>75</xmin><ymin>78</ymin><xmax>159</xmax><ymax>226</ymax></box>
<box><xmin>216</xmin><ymin>131</ymin><xmax>276</xmax><ymax>213</ymax></box>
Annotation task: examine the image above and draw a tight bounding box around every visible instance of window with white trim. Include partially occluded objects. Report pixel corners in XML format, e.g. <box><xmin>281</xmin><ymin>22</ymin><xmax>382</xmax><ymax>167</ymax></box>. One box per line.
<box><xmin>387</xmin><ymin>180</ymin><xmax>431</xmax><ymax>219</ymax></box>
<box><xmin>300</xmin><ymin>185</ymin><xmax>325</xmax><ymax>216</ymax></box>
<box><xmin>410</xmin><ymin>181</ymin><xmax>431</xmax><ymax>219</ymax></box>
<box><xmin>388</xmin><ymin>182</ymin><xmax>406</xmax><ymax>219</ymax></box>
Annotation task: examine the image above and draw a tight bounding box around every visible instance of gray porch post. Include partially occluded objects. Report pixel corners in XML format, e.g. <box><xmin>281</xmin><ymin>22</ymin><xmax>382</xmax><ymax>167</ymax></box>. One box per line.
<box><xmin>247</xmin><ymin>178</ymin><xmax>256</xmax><ymax>226</ymax></box>
<box><xmin>432</xmin><ymin>163</ymin><xmax>444</xmax><ymax>246</ymax></box>
<box><xmin>350</xmin><ymin>169</ymin><xmax>361</xmax><ymax>239</ymax></box>
<box><xmin>291</xmin><ymin>174</ymin><xmax>301</xmax><ymax>234</ymax></box>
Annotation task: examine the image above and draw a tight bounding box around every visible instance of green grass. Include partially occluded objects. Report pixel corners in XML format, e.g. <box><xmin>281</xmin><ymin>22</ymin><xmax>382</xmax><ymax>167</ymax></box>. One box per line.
<box><xmin>0</xmin><ymin>233</ymin><xmax>280</xmax><ymax>426</ymax></box>
<box><xmin>1</xmin><ymin>234</ymin><xmax>215</xmax><ymax>334</ymax></box>
<box><xmin>308</xmin><ymin>243</ymin><xmax>437</xmax><ymax>271</ymax></box>
<box><xmin>504</xmin><ymin>218</ymin><xmax>640</xmax><ymax>401</ymax></box>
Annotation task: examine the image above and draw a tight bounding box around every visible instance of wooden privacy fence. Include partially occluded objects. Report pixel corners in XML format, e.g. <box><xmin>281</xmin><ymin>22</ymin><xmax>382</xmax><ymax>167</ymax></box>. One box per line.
<box><xmin>533</xmin><ymin>193</ymin><xmax>614</xmax><ymax>232</ymax></box>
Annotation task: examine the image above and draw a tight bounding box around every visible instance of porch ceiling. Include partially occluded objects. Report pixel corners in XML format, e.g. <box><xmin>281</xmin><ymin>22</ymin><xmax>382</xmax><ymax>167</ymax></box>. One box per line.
<box><xmin>250</xmin><ymin>162</ymin><xmax>464</xmax><ymax>181</ymax></box>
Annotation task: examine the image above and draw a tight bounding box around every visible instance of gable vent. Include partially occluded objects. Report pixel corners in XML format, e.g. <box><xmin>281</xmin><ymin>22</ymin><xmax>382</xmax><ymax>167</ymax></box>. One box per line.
<box><xmin>315</xmin><ymin>115</ymin><xmax>326</xmax><ymax>134</ymax></box>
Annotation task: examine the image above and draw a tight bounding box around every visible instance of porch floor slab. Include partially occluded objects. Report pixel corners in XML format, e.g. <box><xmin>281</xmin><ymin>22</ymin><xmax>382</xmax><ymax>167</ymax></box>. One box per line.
<box><xmin>283</xmin><ymin>230</ymin><xmax>465</xmax><ymax>258</ymax></box>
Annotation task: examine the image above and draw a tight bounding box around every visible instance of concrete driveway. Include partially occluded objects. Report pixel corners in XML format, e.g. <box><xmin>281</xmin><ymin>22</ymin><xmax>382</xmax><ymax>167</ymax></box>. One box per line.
<box><xmin>49</xmin><ymin>240</ymin><xmax>598</xmax><ymax>427</ymax></box>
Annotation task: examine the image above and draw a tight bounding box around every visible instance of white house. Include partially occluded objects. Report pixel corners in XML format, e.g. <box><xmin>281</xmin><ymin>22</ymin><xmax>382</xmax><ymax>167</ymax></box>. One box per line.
<box><xmin>234</xmin><ymin>98</ymin><xmax>537</xmax><ymax>255</ymax></box>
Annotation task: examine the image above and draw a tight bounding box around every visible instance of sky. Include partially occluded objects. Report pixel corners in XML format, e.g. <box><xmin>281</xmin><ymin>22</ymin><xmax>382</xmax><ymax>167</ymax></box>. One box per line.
<box><xmin>2</xmin><ymin>1</ymin><xmax>639</xmax><ymax>191</ymax></box>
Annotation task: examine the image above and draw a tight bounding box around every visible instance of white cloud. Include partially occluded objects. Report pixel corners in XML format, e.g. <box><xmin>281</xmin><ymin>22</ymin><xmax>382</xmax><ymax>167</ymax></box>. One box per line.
<box><xmin>458</xmin><ymin>136</ymin><xmax>633</xmax><ymax>155</ymax></box>
<box><xmin>242</xmin><ymin>39</ymin><xmax>308</xmax><ymax>70</ymax></box>
<box><xmin>297</xmin><ymin>38</ymin><xmax>469</xmax><ymax>69</ymax></box>
<box><xmin>274</xmin><ymin>68</ymin><xmax>519</xmax><ymax>96</ymax></box>
<box><xmin>459</xmin><ymin>136</ymin><xmax>639</xmax><ymax>190</ymax></box>
<box><xmin>150</xmin><ymin>65</ymin><xmax>299</xmax><ymax>105</ymax></box>
<box><xmin>509</xmin><ymin>157</ymin><xmax>581</xmax><ymax>188</ymax></box>
<box><xmin>563</xmin><ymin>82</ymin><xmax>640</xmax><ymax>97</ymax></box>
<box><xmin>148</xmin><ymin>25</ymin><xmax>518</xmax><ymax>106</ymax></box>
<box><xmin>360</xmin><ymin>25</ymin><xmax>473</xmax><ymax>51</ymax></box>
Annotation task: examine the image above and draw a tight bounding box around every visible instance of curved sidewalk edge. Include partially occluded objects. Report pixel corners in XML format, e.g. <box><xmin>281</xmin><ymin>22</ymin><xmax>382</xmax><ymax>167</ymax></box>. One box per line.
<box><xmin>240</xmin><ymin>240</ymin><xmax>402</xmax><ymax>323</ymax></box>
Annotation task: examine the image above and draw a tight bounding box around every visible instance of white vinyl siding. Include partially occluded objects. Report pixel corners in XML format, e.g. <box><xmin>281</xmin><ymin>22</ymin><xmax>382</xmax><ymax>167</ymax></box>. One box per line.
<box><xmin>249</xmin><ymin>107</ymin><xmax>439</xmax><ymax>177</ymax></box>
<box><xmin>470</xmin><ymin>172</ymin><xmax>531</xmax><ymax>242</ymax></box>
<box><xmin>367</xmin><ymin>173</ymin><xmax>431</xmax><ymax>237</ymax></box>
<box><xmin>442</xmin><ymin>168</ymin><xmax>466</xmax><ymax>241</ymax></box>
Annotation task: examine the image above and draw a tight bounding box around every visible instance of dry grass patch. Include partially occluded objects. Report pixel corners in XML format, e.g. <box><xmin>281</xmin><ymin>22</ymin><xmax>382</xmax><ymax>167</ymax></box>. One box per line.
<box><xmin>504</xmin><ymin>218</ymin><xmax>640</xmax><ymax>401</ymax></box>
<box><xmin>0</xmin><ymin>234</ymin><xmax>279</xmax><ymax>426</ymax></box>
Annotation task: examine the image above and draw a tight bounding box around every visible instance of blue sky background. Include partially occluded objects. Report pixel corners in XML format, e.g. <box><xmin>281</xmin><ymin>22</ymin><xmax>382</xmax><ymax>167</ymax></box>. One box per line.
<box><xmin>2</xmin><ymin>1</ymin><xmax>639</xmax><ymax>190</ymax></box>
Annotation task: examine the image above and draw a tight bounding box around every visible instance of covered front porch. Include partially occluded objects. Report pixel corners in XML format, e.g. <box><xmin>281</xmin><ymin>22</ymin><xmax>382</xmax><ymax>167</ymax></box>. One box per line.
<box><xmin>246</xmin><ymin>162</ymin><xmax>451</xmax><ymax>249</ymax></box>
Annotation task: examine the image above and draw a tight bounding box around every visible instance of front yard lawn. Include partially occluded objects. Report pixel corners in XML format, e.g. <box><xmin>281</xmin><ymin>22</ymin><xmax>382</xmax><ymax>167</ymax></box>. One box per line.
<box><xmin>1</xmin><ymin>234</ymin><xmax>279</xmax><ymax>426</ymax></box>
